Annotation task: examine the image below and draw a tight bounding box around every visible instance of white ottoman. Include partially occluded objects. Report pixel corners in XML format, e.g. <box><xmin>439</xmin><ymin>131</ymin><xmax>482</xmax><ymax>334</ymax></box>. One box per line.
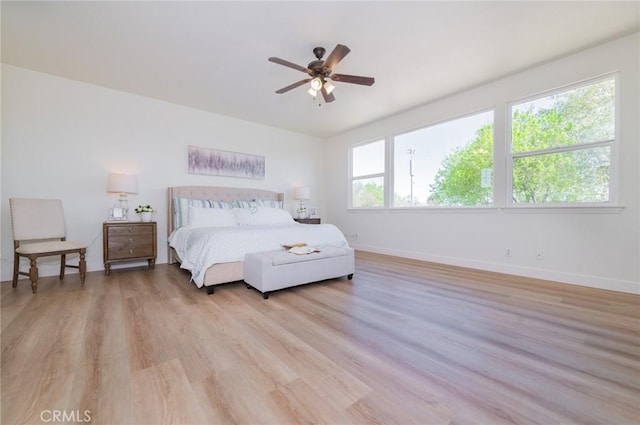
<box><xmin>244</xmin><ymin>246</ymin><xmax>354</xmax><ymax>298</ymax></box>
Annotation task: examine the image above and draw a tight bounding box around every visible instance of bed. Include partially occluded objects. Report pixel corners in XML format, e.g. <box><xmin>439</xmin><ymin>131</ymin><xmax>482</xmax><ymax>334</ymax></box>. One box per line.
<box><xmin>167</xmin><ymin>186</ymin><xmax>350</xmax><ymax>294</ymax></box>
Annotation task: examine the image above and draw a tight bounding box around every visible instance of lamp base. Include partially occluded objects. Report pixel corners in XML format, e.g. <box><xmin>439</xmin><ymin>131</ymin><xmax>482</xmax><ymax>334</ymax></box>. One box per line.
<box><xmin>297</xmin><ymin>200</ymin><xmax>307</xmax><ymax>219</ymax></box>
<box><xmin>119</xmin><ymin>194</ymin><xmax>130</xmax><ymax>220</ymax></box>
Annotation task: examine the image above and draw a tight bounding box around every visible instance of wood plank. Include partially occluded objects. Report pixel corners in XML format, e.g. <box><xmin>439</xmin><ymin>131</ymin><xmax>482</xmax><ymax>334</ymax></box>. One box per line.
<box><xmin>1</xmin><ymin>251</ymin><xmax>638</xmax><ymax>424</ymax></box>
<box><xmin>132</xmin><ymin>359</ymin><xmax>206</xmax><ymax>424</ymax></box>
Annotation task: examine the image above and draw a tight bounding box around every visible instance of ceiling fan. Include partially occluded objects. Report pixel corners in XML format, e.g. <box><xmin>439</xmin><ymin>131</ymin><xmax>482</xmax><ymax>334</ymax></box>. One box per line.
<box><xmin>268</xmin><ymin>44</ymin><xmax>375</xmax><ymax>103</ymax></box>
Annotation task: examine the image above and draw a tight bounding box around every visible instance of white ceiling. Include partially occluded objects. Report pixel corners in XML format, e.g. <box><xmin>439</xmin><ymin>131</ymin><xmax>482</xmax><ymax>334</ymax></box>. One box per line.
<box><xmin>2</xmin><ymin>1</ymin><xmax>639</xmax><ymax>138</ymax></box>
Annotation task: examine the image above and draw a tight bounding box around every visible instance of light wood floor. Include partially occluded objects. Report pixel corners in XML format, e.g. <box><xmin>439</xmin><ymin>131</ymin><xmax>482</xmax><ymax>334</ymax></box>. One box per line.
<box><xmin>2</xmin><ymin>252</ymin><xmax>639</xmax><ymax>424</ymax></box>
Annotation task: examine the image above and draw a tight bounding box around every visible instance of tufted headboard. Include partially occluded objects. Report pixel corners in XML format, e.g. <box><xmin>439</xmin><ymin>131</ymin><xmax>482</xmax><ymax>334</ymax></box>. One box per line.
<box><xmin>167</xmin><ymin>186</ymin><xmax>284</xmax><ymax>263</ymax></box>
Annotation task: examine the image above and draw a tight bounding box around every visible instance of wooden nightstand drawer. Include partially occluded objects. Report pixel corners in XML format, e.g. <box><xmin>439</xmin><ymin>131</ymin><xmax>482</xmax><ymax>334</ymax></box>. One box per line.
<box><xmin>294</xmin><ymin>218</ymin><xmax>321</xmax><ymax>224</ymax></box>
<box><xmin>107</xmin><ymin>234</ymin><xmax>154</xmax><ymax>251</ymax></box>
<box><xmin>107</xmin><ymin>225</ymin><xmax>153</xmax><ymax>237</ymax></box>
<box><xmin>103</xmin><ymin>222</ymin><xmax>157</xmax><ymax>275</ymax></box>
<box><xmin>108</xmin><ymin>245</ymin><xmax>155</xmax><ymax>260</ymax></box>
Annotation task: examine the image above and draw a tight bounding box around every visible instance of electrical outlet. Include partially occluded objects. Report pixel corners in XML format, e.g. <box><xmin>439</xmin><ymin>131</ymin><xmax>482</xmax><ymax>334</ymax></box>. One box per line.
<box><xmin>505</xmin><ymin>248</ymin><xmax>512</xmax><ymax>257</ymax></box>
<box><xmin>536</xmin><ymin>251</ymin><xmax>544</xmax><ymax>261</ymax></box>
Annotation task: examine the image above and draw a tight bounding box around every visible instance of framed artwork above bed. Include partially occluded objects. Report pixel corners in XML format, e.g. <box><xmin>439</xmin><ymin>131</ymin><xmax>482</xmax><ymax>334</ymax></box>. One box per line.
<box><xmin>188</xmin><ymin>145</ymin><xmax>265</xmax><ymax>180</ymax></box>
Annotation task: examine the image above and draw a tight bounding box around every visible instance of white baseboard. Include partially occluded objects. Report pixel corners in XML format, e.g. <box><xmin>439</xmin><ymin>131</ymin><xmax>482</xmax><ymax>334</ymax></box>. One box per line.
<box><xmin>5</xmin><ymin>260</ymin><xmax>152</xmax><ymax>283</ymax></box>
<box><xmin>351</xmin><ymin>243</ymin><xmax>640</xmax><ymax>295</ymax></box>
<box><xmin>8</xmin><ymin>247</ymin><xmax>639</xmax><ymax>295</ymax></box>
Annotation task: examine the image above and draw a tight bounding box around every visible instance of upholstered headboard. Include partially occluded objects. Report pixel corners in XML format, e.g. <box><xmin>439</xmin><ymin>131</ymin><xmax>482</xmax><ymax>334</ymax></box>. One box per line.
<box><xmin>167</xmin><ymin>186</ymin><xmax>284</xmax><ymax>263</ymax></box>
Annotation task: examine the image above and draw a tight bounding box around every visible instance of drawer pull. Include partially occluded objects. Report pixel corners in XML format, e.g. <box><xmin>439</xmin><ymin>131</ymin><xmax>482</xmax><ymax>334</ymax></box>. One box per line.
<box><xmin>128</xmin><ymin>228</ymin><xmax>133</xmax><ymax>233</ymax></box>
<box><xmin>129</xmin><ymin>238</ymin><xmax>134</xmax><ymax>243</ymax></box>
<box><xmin>129</xmin><ymin>249</ymin><xmax>134</xmax><ymax>254</ymax></box>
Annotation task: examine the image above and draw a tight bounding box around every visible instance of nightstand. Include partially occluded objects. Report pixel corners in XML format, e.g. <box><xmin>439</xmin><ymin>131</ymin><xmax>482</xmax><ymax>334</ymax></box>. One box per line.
<box><xmin>294</xmin><ymin>218</ymin><xmax>321</xmax><ymax>224</ymax></box>
<box><xmin>103</xmin><ymin>221</ymin><xmax>157</xmax><ymax>275</ymax></box>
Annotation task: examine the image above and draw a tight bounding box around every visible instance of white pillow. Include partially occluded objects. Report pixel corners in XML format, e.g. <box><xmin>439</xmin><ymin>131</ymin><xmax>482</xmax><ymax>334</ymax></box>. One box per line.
<box><xmin>173</xmin><ymin>197</ymin><xmax>233</xmax><ymax>228</ymax></box>
<box><xmin>233</xmin><ymin>207</ymin><xmax>294</xmax><ymax>226</ymax></box>
<box><xmin>188</xmin><ymin>206</ymin><xmax>237</xmax><ymax>228</ymax></box>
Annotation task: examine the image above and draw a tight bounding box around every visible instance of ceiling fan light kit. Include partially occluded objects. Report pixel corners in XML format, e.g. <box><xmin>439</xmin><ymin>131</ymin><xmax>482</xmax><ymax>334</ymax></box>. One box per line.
<box><xmin>269</xmin><ymin>44</ymin><xmax>375</xmax><ymax>104</ymax></box>
<box><xmin>310</xmin><ymin>77</ymin><xmax>323</xmax><ymax>91</ymax></box>
<box><xmin>324</xmin><ymin>81</ymin><xmax>335</xmax><ymax>95</ymax></box>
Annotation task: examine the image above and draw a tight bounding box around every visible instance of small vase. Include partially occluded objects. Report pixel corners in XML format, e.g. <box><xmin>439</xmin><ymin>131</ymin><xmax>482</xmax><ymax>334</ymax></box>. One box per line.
<box><xmin>140</xmin><ymin>212</ymin><xmax>152</xmax><ymax>222</ymax></box>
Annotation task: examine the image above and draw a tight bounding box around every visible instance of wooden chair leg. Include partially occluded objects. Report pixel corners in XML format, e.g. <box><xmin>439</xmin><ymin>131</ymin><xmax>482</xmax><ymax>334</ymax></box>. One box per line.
<box><xmin>79</xmin><ymin>250</ymin><xmax>86</xmax><ymax>285</ymax></box>
<box><xmin>60</xmin><ymin>254</ymin><xmax>66</xmax><ymax>279</ymax></box>
<box><xmin>29</xmin><ymin>257</ymin><xmax>39</xmax><ymax>294</ymax></box>
<box><xmin>13</xmin><ymin>252</ymin><xmax>19</xmax><ymax>288</ymax></box>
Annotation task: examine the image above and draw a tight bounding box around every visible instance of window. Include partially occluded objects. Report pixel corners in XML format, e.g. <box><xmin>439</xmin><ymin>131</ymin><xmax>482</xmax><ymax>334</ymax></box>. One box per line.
<box><xmin>393</xmin><ymin>111</ymin><xmax>494</xmax><ymax>207</ymax></box>
<box><xmin>510</xmin><ymin>76</ymin><xmax>615</xmax><ymax>205</ymax></box>
<box><xmin>350</xmin><ymin>140</ymin><xmax>385</xmax><ymax>208</ymax></box>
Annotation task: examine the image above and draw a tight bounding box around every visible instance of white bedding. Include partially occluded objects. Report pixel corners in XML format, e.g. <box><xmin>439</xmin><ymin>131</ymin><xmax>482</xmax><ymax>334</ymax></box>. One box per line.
<box><xmin>168</xmin><ymin>223</ymin><xmax>349</xmax><ymax>287</ymax></box>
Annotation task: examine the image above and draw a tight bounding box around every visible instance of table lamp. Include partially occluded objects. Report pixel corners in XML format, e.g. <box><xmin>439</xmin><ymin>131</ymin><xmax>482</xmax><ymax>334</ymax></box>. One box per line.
<box><xmin>107</xmin><ymin>173</ymin><xmax>138</xmax><ymax>220</ymax></box>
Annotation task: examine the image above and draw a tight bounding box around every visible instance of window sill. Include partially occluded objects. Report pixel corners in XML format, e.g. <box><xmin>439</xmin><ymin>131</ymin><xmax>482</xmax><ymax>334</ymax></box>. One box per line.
<box><xmin>347</xmin><ymin>206</ymin><xmax>498</xmax><ymax>213</ymax></box>
<box><xmin>501</xmin><ymin>205</ymin><xmax>625</xmax><ymax>214</ymax></box>
<box><xmin>346</xmin><ymin>205</ymin><xmax>625</xmax><ymax>214</ymax></box>
<box><xmin>389</xmin><ymin>206</ymin><xmax>498</xmax><ymax>213</ymax></box>
<box><xmin>347</xmin><ymin>207</ymin><xmax>385</xmax><ymax>213</ymax></box>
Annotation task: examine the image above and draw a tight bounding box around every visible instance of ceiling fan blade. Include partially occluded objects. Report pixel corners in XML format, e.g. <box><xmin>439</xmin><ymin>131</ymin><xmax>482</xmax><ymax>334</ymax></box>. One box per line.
<box><xmin>323</xmin><ymin>44</ymin><xmax>351</xmax><ymax>71</ymax></box>
<box><xmin>330</xmin><ymin>73</ymin><xmax>375</xmax><ymax>86</ymax></box>
<box><xmin>321</xmin><ymin>85</ymin><xmax>335</xmax><ymax>103</ymax></box>
<box><xmin>268</xmin><ymin>57</ymin><xmax>310</xmax><ymax>73</ymax></box>
<box><xmin>275</xmin><ymin>79</ymin><xmax>311</xmax><ymax>94</ymax></box>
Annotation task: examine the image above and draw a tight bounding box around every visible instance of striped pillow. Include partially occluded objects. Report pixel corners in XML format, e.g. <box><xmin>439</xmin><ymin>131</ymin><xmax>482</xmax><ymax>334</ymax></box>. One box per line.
<box><xmin>256</xmin><ymin>199</ymin><xmax>283</xmax><ymax>209</ymax></box>
<box><xmin>230</xmin><ymin>200</ymin><xmax>257</xmax><ymax>209</ymax></box>
<box><xmin>209</xmin><ymin>200</ymin><xmax>232</xmax><ymax>209</ymax></box>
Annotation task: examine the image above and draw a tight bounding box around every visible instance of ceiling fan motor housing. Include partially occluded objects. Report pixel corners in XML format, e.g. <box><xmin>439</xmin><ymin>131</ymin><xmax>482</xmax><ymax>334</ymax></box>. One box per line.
<box><xmin>307</xmin><ymin>60</ymin><xmax>330</xmax><ymax>78</ymax></box>
<box><xmin>309</xmin><ymin>47</ymin><xmax>332</xmax><ymax>78</ymax></box>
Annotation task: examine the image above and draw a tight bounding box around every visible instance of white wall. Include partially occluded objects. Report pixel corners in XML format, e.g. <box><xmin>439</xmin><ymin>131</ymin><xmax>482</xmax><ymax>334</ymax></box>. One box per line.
<box><xmin>1</xmin><ymin>65</ymin><xmax>325</xmax><ymax>281</ymax></box>
<box><xmin>325</xmin><ymin>33</ymin><xmax>640</xmax><ymax>294</ymax></box>
<box><xmin>3</xmin><ymin>34</ymin><xmax>638</xmax><ymax>294</ymax></box>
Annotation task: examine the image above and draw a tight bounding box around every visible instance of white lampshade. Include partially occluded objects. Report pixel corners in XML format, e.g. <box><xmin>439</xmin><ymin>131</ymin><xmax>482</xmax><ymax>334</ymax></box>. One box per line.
<box><xmin>106</xmin><ymin>173</ymin><xmax>138</xmax><ymax>194</ymax></box>
<box><xmin>310</xmin><ymin>77</ymin><xmax>323</xmax><ymax>91</ymax></box>
<box><xmin>324</xmin><ymin>81</ymin><xmax>335</xmax><ymax>95</ymax></box>
<box><xmin>295</xmin><ymin>186</ymin><xmax>310</xmax><ymax>200</ymax></box>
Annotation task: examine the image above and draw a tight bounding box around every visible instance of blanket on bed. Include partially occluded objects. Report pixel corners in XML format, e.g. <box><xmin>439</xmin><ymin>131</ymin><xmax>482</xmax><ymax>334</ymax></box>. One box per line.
<box><xmin>168</xmin><ymin>223</ymin><xmax>349</xmax><ymax>286</ymax></box>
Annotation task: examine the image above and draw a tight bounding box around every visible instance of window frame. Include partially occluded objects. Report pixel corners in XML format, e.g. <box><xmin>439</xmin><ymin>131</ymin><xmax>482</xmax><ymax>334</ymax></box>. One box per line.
<box><xmin>506</xmin><ymin>73</ymin><xmax>619</xmax><ymax>208</ymax></box>
<box><xmin>345</xmin><ymin>74</ymin><xmax>622</xmax><ymax>214</ymax></box>
<box><xmin>349</xmin><ymin>138</ymin><xmax>387</xmax><ymax>209</ymax></box>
